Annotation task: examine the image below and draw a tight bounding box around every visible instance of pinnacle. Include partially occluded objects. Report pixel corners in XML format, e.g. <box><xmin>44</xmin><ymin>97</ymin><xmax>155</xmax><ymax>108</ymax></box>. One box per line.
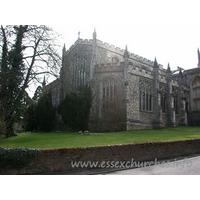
<box><xmin>93</xmin><ymin>28</ymin><xmax>97</xmax><ymax>39</ymax></box>
<box><xmin>167</xmin><ymin>63</ymin><xmax>171</xmax><ymax>72</ymax></box>
<box><xmin>123</xmin><ymin>45</ymin><xmax>129</xmax><ymax>58</ymax></box>
<box><xmin>153</xmin><ymin>57</ymin><xmax>158</xmax><ymax>68</ymax></box>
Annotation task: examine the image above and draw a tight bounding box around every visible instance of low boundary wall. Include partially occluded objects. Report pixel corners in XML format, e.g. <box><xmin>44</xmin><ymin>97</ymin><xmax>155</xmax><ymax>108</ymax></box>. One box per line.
<box><xmin>1</xmin><ymin>139</ymin><xmax>200</xmax><ymax>174</ymax></box>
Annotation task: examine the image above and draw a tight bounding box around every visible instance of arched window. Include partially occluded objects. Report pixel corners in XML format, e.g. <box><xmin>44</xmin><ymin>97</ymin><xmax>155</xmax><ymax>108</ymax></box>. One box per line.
<box><xmin>146</xmin><ymin>93</ymin><xmax>149</xmax><ymax>111</ymax></box>
<box><xmin>143</xmin><ymin>92</ymin><xmax>145</xmax><ymax>110</ymax></box>
<box><xmin>139</xmin><ymin>80</ymin><xmax>153</xmax><ymax>111</ymax></box>
<box><xmin>112</xmin><ymin>57</ymin><xmax>119</xmax><ymax>65</ymax></box>
<box><xmin>161</xmin><ymin>94</ymin><xmax>166</xmax><ymax>113</ymax></box>
<box><xmin>139</xmin><ymin>91</ymin><xmax>142</xmax><ymax>110</ymax></box>
<box><xmin>71</xmin><ymin>55</ymin><xmax>87</xmax><ymax>88</ymax></box>
<box><xmin>102</xmin><ymin>78</ymin><xmax>117</xmax><ymax>109</ymax></box>
<box><xmin>174</xmin><ymin>98</ymin><xmax>178</xmax><ymax>114</ymax></box>
<box><xmin>149</xmin><ymin>94</ymin><xmax>152</xmax><ymax>111</ymax></box>
<box><xmin>191</xmin><ymin>76</ymin><xmax>200</xmax><ymax>111</ymax></box>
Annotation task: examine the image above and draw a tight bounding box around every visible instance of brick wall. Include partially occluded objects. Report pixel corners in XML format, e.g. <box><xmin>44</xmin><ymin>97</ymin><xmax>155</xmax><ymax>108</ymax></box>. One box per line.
<box><xmin>1</xmin><ymin>139</ymin><xmax>200</xmax><ymax>174</ymax></box>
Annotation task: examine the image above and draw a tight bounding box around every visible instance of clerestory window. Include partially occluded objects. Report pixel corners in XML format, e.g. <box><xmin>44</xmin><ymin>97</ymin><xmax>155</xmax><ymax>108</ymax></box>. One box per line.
<box><xmin>112</xmin><ymin>57</ymin><xmax>119</xmax><ymax>65</ymax></box>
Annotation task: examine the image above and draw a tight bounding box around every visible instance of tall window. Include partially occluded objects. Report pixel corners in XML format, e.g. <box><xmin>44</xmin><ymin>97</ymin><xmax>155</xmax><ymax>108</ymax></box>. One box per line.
<box><xmin>71</xmin><ymin>55</ymin><xmax>87</xmax><ymax>88</ymax></box>
<box><xmin>139</xmin><ymin>91</ymin><xmax>142</xmax><ymax>110</ymax></box>
<box><xmin>191</xmin><ymin>76</ymin><xmax>200</xmax><ymax>111</ymax></box>
<box><xmin>149</xmin><ymin>94</ymin><xmax>152</xmax><ymax>111</ymax></box>
<box><xmin>102</xmin><ymin>78</ymin><xmax>117</xmax><ymax>109</ymax></box>
<box><xmin>161</xmin><ymin>94</ymin><xmax>166</xmax><ymax>113</ymax></box>
<box><xmin>142</xmin><ymin>92</ymin><xmax>145</xmax><ymax>110</ymax></box>
<box><xmin>174</xmin><ymin>98</ymin><xmax>178</xmax><ymax>114</ymax></box>
<box><xmin>139</xmin><ymin>80</ymin><xmax>152</xmax><ymax>111</ymax></box>
<box><xmin>146</xmin><ymin>93</ymin><xmax>149</xmax><ymax>110</ymax></box>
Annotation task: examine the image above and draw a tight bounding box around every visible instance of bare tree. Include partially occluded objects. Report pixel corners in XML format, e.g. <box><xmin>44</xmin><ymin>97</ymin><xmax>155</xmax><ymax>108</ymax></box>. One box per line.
<box><xmin>0</xmin><ymin>25</ymin><xmax>61</xmax><ymax>137</ymax></box>
<box><xmin>22</xmin><ymin>25</ymin><xmax>61</xmax><ymax>89</ymax></box>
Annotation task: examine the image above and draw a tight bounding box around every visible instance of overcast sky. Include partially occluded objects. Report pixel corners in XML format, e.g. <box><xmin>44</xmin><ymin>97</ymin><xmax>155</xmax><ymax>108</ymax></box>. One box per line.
<box><xmin>50</xmin><ymin>0</ymin><xmax>200</xmax><ymax>71</ymax></box>
<box><xmin>2</xmin><ymin>0</ymin><xmax>200</xmax><ymax>95</ymax></box>
<box><xmin>3</xmin><ymin>0</ymin><xmax>200</xmax><ymax>71</ymax></box>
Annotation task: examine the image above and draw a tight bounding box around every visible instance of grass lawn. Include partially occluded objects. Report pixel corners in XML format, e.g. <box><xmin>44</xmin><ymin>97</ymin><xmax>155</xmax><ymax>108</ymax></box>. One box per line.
<box><xmin>0</xmin><ymin>126</ymin><xmax>200</xmax><ymax>149</ymax></box>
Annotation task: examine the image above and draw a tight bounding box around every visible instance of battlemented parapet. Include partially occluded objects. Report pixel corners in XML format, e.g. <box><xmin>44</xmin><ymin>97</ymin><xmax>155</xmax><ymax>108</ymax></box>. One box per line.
<box><xmin>64</xmin><ymin>37</ymin><xmax>164</xmax><ymax>69</ymax></box>
<box><xmin>95</xmin><ymin>62</ymin><xmax>124</xmax><ymax>73</ymax></box>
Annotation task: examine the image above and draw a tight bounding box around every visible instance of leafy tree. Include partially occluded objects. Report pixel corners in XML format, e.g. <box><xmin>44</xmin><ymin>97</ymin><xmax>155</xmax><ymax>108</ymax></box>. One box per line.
<box><xmin>0</xmin><ymin>25</ymin><xmax>60</xmax><ymax>137</ymax></box>
<box><xmin>58</xmin><ymin>86</ymin><xmax>92</xmax><ymax>131</ymax></box>
<box><xmin>35</xmin><ymin>92</ymin><xmax>56</xmax><ymax>131</ymax></box>
<box><xmin>23</xmin><ymin>103</ymin><xmax>37</xmax><ymax>132</ymax></box>
<box><xmin>0</xmin><ymin>25</ymin><xmax>28</xmax><ymax>137</ymax></box>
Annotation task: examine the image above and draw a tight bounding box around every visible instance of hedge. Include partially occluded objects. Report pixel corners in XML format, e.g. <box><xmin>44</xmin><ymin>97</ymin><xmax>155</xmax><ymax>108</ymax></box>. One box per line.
<box><xmin>0</xmin><ymin>147</ymin><xmax>40</xmax><ymax>169</ymax></box>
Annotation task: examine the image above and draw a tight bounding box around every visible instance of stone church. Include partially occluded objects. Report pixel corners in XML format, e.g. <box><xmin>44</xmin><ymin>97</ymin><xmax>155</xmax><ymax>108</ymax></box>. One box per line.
<box><xmin>45</xmin><ymin>29</ymin><xmax>200</xmax><ymax>131</ymax></box>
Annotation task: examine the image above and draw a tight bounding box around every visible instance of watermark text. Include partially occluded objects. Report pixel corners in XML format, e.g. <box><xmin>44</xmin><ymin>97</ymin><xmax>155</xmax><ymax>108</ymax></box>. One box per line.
<box><xmin>71</xmin><ymin>158</ymin><xmax>193</xmax><ymax>169</ymax></box>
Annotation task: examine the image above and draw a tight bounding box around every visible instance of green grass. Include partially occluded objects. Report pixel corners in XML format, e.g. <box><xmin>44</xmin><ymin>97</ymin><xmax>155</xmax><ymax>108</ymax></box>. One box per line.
<box><xmin>0</xmin><ymin>126</ymin><xmax>200</xmax><ymax>149</ymax></box>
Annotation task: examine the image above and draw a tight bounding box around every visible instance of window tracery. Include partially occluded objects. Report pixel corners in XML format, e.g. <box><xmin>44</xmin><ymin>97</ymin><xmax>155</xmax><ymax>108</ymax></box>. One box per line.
<box><xmin>139</xmin><ymin>80</ymin><xmax>152</xmax><ymax>111</ymax></box>
<box><xmin>71</xmin><ymin>55</ymin><xmax>87</xmax><ymax>88</ymax></box>
<box><xmin>102</xmin><ymin>78</ymin><xmax>117</xmax><ymax>109</ymax></box>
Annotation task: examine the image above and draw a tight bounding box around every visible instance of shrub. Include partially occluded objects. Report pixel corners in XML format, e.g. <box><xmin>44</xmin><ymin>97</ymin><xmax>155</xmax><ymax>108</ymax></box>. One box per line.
<box><xmin>188</xmin><ymin>112</ymin><xmax>200</xmax><ymax>126</ymax></box>
<box><xmin>58</xmin><ymin>86</ymin><xmax>92</xmax><ymax>131</ymax></box>
<box><xmin>0</xmin><ymin>147</ymin><xmax>40</xmax><ymax>168</ymax></box>
<box><xmin>0</xmin><ymin>119</ymin><xmax>6</xmax><ymax>136</ymax></box>
<box><xmin>23</xmin><ymin>103</ymin><xmax>37</xmax><ymax>132</ymax></box>
<box><xmin>35</xmin><ymin>92</ymin><xmax>56</xmax><ymax>131</ymax></box>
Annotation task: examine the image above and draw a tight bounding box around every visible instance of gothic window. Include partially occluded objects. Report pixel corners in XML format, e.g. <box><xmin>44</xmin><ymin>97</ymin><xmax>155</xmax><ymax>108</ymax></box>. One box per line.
<box><xmin>139</xmin><ymin>80</ymin><xmax>153</xmax><ymax>112</ymax></box>
<box><xmin>139</xmin><ymin>91</ymin><xmax>142</xmax><ymax>110</ymax></box>
<box><xmin>102</xmin><ymin>78</ymin><xmax>117</xmax><ymax>109</ymax></box>
<box><xmin>143</xmin><ymin>92</ymin><xmax>145</xmax><ymax>110</ymax></box>
<box><xmin>71</xmin><ymin>55</ymin><xmax>87</xmax><ymax>88</ymax></box>
<box><xmin>161</xmin><ymin>94</ymin><xmax>166</xmax><ymax>113</ymax></box>
<box><xmin>112</xmin><ymin>57</ymin><xmax>119</xmax><ymax>65</ymax></box>
<box><xmin>174</xmin><ymin>98</ymin><xmax>178</xmax><ymax>114</ymax></box>
<box><xmin>191</xmin><ymin>76</ymin><xmax>200</xmax><ymax>111</ymax></box>
<box><xmin>149</xmin><ymin>94</ymin><xmax>152</xmax><ymax>111</ymax></box>
<box><xmin>146</xmin><ymin>93</ymin><xmax>149</xmax><ymax>111</ymax></box>
<box><xmin>164</xmin><ymin>97</ymin><xmax>166</xmax><ymax>113</ymax></box>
